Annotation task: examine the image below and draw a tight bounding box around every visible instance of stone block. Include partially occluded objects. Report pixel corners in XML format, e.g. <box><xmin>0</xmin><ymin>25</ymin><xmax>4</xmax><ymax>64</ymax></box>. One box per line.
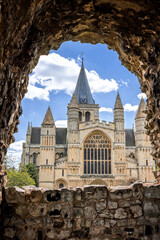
<box><xmin>61</xmin><ymin>189</ymin><xmax>73</xmax><ymax>202</ymax></box>
<box><xmin>15</xmin><ymin>204</ymin><xmax>29</xmax><ymax>217</ymax></box>
<box><xmin>94</xmin><ymin>186</ymin><xmax>107</xmax><ymax>200</ymax></box>
<box><xmin>108</xmin><ymin>201</ymin><xmax>118</xmax><ymax>209</ymax></box>
<box><xmin>117</xmin><ymin>219</ymin><xmax>127</xmax><ymax>227</ymax></box>
<box><xmin>43</xmin><ymin>190</ymin><xmax>61</xmax><ymax>202</ymax></box>
<box><xmin>61</xmin><ymin>205</ymin><xmax>71</xmax><ymax>219</ymax></box>
<box><xmin>114</xmin><ymin>208</ymin><xmax>127</xmax><ymax>219</ymax></box>
<box><xmin>46</xmin><ymin>229</ymin><xmax>57</xmax><ymax>239</ymax></box>
<box><xmin>132</xmin><ymin>182</ymin><xmax>144</xmax><ymax>200</ymax></box>
<box><xmin>109</xmin><ymin>187</ymin><xmax>132</xmax><ymax>200</ymax></box>
<box><xmin>4</xmin><ymin>227</ymin><xmax>15</xmax><ymax>238</ymax></box>
<box><xmin>118</xmin><ymin>200</ymin><xmax>130</xmax><ymax>208</ymax></box>
<box><xmin>73</xmin><ymin>207</ymin><xmax>83</xmax><ymax>218</ymax></box>
<box><xmin>145</xmin><ymin>185</ymin><xmax>160</xmax><ymax>199</ymax></box>
<box><xmin>26</xmin><ymin>188</ymin><xmax>43</xmax><ymax>203</ymax></box>
<box><xmin>96</xmin><ymin>200</ymin><xmax>106</xmax><ymax>211</ymax></box>
<box><xmin>144</xmin><ymin>202</ymin><xmax>160</xmax><ymax>217</ymax></box>
<box><xmin>99</xmin><ymin>209</ymin><xmax>113</xmax><ymax>218</ymax></box>
<box><xmin>28</xmin><ymin>203</ymin><xmax>47</xmax><ymax>217</ymax></box>
<box><xmin>84</xmin><ymin>206</ymin><xmax>97</xmax><ymax>219</ymax></box>
<box><xmin>93</xmin><ymin>218</ymin><xmax>104</xmax><ymax>226</ymax></box>
<box><xmin>84</xmin><ymin>186</ymin><xmax>95</xmax><ymax>199</ymax></box>
<box><xmin>130</xmin><ymin>205</ymin><xmax>143</xmax><ymax>218</ymax></box>
<box><xmin>5</xmin><ymin>187</ymin><xmax>25</xmax><ymax>203</ymax></box>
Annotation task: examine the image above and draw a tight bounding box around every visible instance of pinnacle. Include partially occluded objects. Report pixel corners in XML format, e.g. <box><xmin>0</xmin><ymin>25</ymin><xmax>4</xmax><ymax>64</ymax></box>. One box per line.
<box><xmin>114</xmin><ymin>92</ymin><xmax>123</xmax><ymax>110</ymax></box>
<box><xmin>135</xmin><ymin>98</ymin><xmax>146</xmax><ymax>119</ymax></box>
<box><xmin>42</xmin><ymin>106</ymin><xmax>54</xmax><ymax>125</ymax></box>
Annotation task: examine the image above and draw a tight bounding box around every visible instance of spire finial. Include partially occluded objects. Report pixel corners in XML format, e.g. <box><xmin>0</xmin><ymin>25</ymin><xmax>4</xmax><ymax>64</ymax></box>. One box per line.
<box><xmin>81</xmin><ymin>52</ymin><xmax>84</xmax><ymax>65</ymax></box>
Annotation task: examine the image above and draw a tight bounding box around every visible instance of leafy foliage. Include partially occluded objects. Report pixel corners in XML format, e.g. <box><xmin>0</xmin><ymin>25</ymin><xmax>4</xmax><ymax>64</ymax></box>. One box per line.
<box><xmin>26</xmin><ymin>163</ymin><xmax>38</xmax><ymax>186</ymax></box>
<box><xmin>6</xmin><ymin>167</ymin><xmax>35</xmax><ymax>187</ymax></box>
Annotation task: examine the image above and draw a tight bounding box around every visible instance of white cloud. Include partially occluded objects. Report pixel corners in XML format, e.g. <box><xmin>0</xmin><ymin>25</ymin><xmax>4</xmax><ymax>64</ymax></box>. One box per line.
<box><xmin>137</xmin><ymin>93</ymin><xmax>147</xmax><ymax>100</ymax></box>
<box><xmin>55</xmin><ymin>120</ymin><xmax>67</xmax><ymax>128</ymax></box>
<box><xmin>123</xmin><ymin>103</ymin><xmax>138</xmax><ymax>112</ymax></box>
<box><xmin>6</xmin><ymin>140</ymin><xmax>25</xmax><ymax>169</ymax></box>
<box><xmin>25</xmin><ymin>53</ymin><xmax>118</xmax><ymax>101</ymax></box>
<box><xmin>99</xmin><ymin>107</ymin><xmax>113</xmax><ymax>113</ymax></box>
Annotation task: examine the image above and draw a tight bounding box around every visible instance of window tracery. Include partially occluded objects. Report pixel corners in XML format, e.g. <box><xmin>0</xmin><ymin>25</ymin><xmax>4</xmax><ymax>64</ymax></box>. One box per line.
<box><xmin>84</xmin><ymin>132</ymin><xmax>111</xmax><ymax>175</ymax></box>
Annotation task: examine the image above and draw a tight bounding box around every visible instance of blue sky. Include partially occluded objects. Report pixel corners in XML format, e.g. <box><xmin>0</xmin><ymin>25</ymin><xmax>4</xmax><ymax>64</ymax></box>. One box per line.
<box><xmin>7</xmin><ymin>41</ymin><xmax>146</xmax><ymax>165</ymax></box>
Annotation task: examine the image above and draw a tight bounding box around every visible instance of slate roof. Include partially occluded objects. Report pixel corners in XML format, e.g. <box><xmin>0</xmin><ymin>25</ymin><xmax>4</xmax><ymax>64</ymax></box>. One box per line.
<box><xmin>30</xmin><ymin>127</ymin><xmax>67</xmax><ymax>145</ymax></box>
<box><xmin>31</xmin><ymin>127</ymin><xmax>41</xmax><ymax>144</ymax></box>
<box><xmin>56</xmin><ymin>128</ymin><xmax>67</xmax><ymax>144</ymax></box>
<box><xmin>125</xmin><ymin>129</ymin><xmax>135</xmax><ymax>146</ymax></box>
<box><xmin>75</xmin><ymin>59</ymin><xmax>95</xmax><ymax>104</ymax></box>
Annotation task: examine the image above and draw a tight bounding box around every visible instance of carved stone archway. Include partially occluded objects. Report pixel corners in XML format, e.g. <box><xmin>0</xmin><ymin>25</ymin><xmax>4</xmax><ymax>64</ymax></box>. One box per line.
<box><xmin>0</xmin><ymin>0</ymin><xmax>160</xmax><ymax>197</ymax></box>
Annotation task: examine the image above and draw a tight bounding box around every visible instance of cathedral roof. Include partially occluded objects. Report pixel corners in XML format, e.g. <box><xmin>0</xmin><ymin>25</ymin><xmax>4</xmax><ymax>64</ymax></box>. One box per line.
<box><xmin>42</xmin><ymin>106</ymin><xmax>54</xmax><ymax>125</ymax></box>
<box><xmin>74</xmin><ymin>59</ymin><xmax>95</xmax><ymax>104</ymax></box>
<box><xmin>30</xmin><ymin>127</ymin><xmax>67</xmax><ymax>145</ymax></box>
<box><xmin>114</xmin><ymin>92</ymin><xmax>123</xmax><ymax>110</ymax></box>
<box><xmin>125</xmin><ymin>129</ymin><xmax>135</xmax><ymax>146</ymax></box>
<box><xmin>135</xmin><ymin>98</ymin><xmax>146</xmax><ymax>119</ymax></box>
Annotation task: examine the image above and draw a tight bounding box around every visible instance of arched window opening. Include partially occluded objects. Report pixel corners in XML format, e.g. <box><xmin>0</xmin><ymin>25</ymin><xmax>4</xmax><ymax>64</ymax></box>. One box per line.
<box><xmin>33</xmin><ymin>153</ymin><xmax>36</xmax><ymax>165</ymax></box>
<box><xmin>47</xmin><ymin>130</ymin><xmax>49</xmax><ymax>135</ymax></box>
<box><xmin>59</xmin><ymin>183</ymin><xmax>64</xmax><ymax>188</ymax></box>
<box><xmin>84</xmin><ymin>132</ymin><xmax>111</xmax><ymax>175</ymax></box>
<box><xmin>85</xmin><ymin>111</ymin><xmax>90</xmax><ymax>122</ymax></box>
<box><xmin>46</xmin><ymin>159</ymin><xmax>48</xmax><ymax>165</ymax></box>
<box><xmin>60</xmin><ymin>153</ymin><xmax>63</xmax><ymax>158</ymax></box>
<box><xmin>146</xmin><ymin>160</ymin><xmax>148</xmax><ymax>166</ymax></box>
<box><xmin>62</xmin><ymin>169</ymin><xmax>64</xmax><ymax>176</ymax></box>
<box><xmin>79</xmin><ymin>111</ymin><xmax>82</xmax><ymax>122</ymax></box>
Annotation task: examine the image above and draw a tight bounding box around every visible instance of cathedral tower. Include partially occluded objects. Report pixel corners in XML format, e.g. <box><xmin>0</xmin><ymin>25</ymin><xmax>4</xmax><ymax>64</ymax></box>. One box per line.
<box><xmin>135</xmin><ymin>98</ymin><xmax>154</xmax><ymax>182</ymax></box>
<box><xmin>114</xmin><ymin>93</ymin><xmax>126</xmax><ymax>180</ymax></box>
<box><xmin>39</xmin><ymin>106</ymin><xmax>56</xmax><ymax>189</ymax></box>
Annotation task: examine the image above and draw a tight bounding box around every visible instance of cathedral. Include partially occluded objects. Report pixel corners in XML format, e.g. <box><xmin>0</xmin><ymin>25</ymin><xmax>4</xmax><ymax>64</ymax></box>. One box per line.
<box><xmin>21</xmin><ymin>60</ymin><xmax>155</xmax><ymax>189</ymax></box>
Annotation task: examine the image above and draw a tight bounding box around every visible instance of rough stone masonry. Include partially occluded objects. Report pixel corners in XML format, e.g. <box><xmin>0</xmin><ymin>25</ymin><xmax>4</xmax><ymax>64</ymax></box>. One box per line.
<box><xmin>1</xmin><ymin>183</ymin><xmax>160</xmax><ymax>239</ymax></box>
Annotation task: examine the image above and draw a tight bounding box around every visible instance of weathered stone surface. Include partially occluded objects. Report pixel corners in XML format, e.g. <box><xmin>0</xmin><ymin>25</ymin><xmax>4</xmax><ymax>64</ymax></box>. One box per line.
<box><xmin>114</xmin><ymin>208</ymin><xmax>127</xmax><ymax>219</ymax></box>
<box><xmin>4</xmin><ymin>227</ymin><xmax>15</xmax><ymax>238</ymax></box>
<box><xmin>5</xmin><ymin>187</ymin><xmax>25</xmax><ymax>203</ymax></box>
<box><xmin>94</xmin><ymin>186</ymin><xmax>107</xmax><ymax>200</ymax></box>
<box><xmin>61</xmin><ymin>189</ymin><xmax>73</xmax><ymax>202</ymax></box>
<box><xmin>145</xmin><ymin>185</ymin><xmax>160</xmax><ymax>199</ymax></box>
<box><xmin>28</xmin><ymin>203</ymin><xmax>47</xmax><ymax>217</ymax></box>
<box><xmin>84</xmin><ymin>206</ymin><xmax>97</xmax><ymax>219</ymax></box>
<box><xmin>144</xmin><ymin>202</ymin><xmax>160</xmax><ymax>217</ymax></box>
<box><xmin>130</xmin><ymin>205</ymin><xmax>143</xmax><ymax>218</ymax></box>
<box><xmin>109</xmin><ymin>188</ymin><xmax>132</xmax><ymax>200</ymax></box>
<box><xmin>132</xmin><ymin>182</ymin><xmax>144</xmax><ymax>200</ymax></box>
<box><xmin>108</xmin><ymin>201</ymin><xmax>118</xmax><ymax>209</ymax></box>
<box><xmin>96</xmin><ymin>200</ymin><xmax>106</xmax><ymax>211</ymax></box>
<box><xmin>2</xmin><ymin>184</ymin><xmax>160</xmax><ymax>239</ymax></box>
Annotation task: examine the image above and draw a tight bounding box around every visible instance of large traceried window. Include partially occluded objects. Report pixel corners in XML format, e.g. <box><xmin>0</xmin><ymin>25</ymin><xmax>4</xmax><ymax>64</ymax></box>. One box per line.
<box><xmin>84</xmin><ymin>132</ymin><xmax>111</xmax><ymax>175</ymax></box>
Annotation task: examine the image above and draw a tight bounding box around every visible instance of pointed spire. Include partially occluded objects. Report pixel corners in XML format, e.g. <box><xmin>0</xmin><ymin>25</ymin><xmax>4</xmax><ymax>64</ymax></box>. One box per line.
<box><xmin>135</xmin><ymin>98</ymin><xmax>146</xmax><ymax>119</ymax></box>
<box><xmin>27</xmin><ymin>122</ymin><xmax>31</xmax><ymax>135</ymax></box>
<box><xmin>70</xmin><ymin>92</ymin><xmax>78</xmax><ymax>106</ymax></box>
<box><xmin>114</xmin><ymin>92</ymin><xmax>123</xmax><ymax>110</ymax></box>
<box><xmin>74</xmin><ymin>58</ymin><xmax>95</xmax><ymax>104</ymax></box>
<box><xmin>42</xmin><ymin>106</ymin><xmax>54</xmax><ymax>125</ymax></box>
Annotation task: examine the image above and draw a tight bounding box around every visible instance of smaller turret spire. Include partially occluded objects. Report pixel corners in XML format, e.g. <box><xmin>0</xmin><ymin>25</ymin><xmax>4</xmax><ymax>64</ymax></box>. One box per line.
<box><xmin>27</xmin><ymin>122</ymin><xmax>31</xmax><ymax>135</ymax></box>
<box><xmin>70</xmin><ymin>92</ymin><xmax>78</xmax><ymax>106</ymax></box>
<box><xmin>42</xmin><ymin>106</ymin><xmax>54</xmax><ymax>125</ymax></box>
<box><xmin>135</xmin><ymin>98</ymin><xmax>146</xmax><ymax>119</ymax></box>
<box><xmin>114</xmin><ymin>92</ymin><xmax>123</xmax><ymax>110</ymax></box>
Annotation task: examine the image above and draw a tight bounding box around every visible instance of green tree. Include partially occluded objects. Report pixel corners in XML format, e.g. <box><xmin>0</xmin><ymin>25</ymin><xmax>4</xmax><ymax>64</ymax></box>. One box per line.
<box><xmin>6</xmin><ymin>167</ymin><xmax>35</xmax><ymax>187</ymax></box>
<box><xmin>26</xmin><ymin>163</ymin><xmax>38</xmax><ymax>186</ymax></box>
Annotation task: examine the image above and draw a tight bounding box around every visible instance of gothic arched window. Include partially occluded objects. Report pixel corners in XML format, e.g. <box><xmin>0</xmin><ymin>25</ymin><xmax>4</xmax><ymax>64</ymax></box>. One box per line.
<box><xmin>84</xmin><ymin>132</ymin><xmax>111</xmax><ymax>175</ymax></box>
<box><xmin>33</xmin><ymin>153</ymin><xmax>36</xmax><ymax>165</ymax></box>
<box><xmin>85</xmin><ymin>111</ymin><xmax>90</xmax><ymax>122</ymax></box>
<box><xmin>79</xmin><ymin>111</ymin><xmax>82</xmax><ymax>122</ymax></box>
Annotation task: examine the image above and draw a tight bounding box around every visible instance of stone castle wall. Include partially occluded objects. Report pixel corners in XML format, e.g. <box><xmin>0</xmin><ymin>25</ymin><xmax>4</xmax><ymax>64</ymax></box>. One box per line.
<box><xmin>2</xmin><ymin>183</ymin><xmax>160</xmax><ymax>240</ymax></box>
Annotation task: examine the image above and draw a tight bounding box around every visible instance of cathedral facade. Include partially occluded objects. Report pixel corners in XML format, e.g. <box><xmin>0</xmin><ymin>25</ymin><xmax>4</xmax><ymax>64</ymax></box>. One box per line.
<box><xmin>21</xmin><ymin>60</ymin><xmax>155</xmax><ymax>189</ymax></box>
